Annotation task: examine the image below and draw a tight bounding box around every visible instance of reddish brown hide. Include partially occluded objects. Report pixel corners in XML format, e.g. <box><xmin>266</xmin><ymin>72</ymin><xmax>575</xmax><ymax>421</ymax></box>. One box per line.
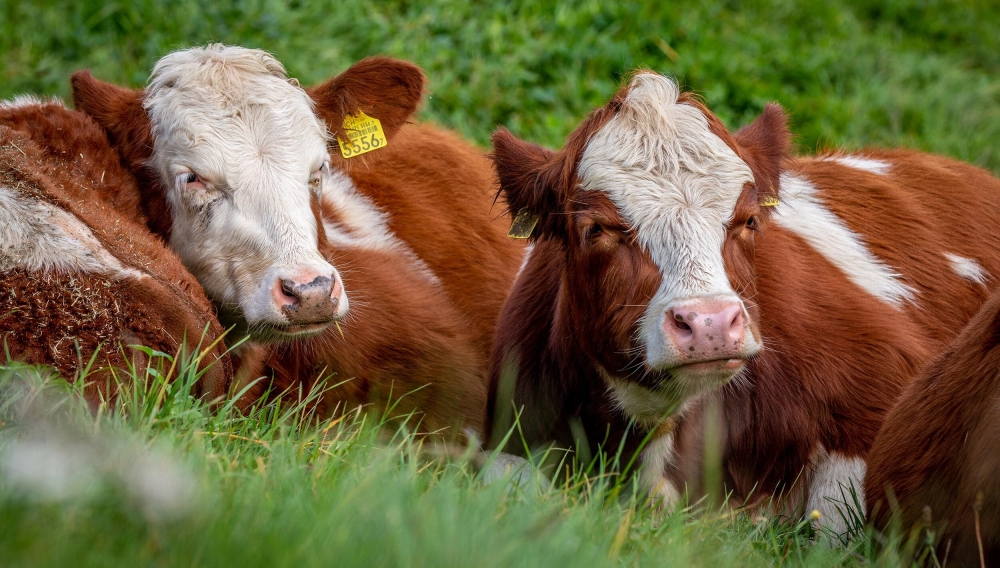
<box><xmin>0</xmin><ymin>100</ymin><xmax>230</xmax><ymax>403</ymax></box>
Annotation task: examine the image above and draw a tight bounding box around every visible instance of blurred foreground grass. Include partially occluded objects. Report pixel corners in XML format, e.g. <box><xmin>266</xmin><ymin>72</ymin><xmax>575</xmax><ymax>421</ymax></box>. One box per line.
<box><xmin>2</xmin><ymin>0</ymin><xmax>999</xmax><ymax>172</ymax></box>
<box><xmin>0</xmin><ymin>350</ymin><xmax>923</xmax><ymax>567</ymax></box>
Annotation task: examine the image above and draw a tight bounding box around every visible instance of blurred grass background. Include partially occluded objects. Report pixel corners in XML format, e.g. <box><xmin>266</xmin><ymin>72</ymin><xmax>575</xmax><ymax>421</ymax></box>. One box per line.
<box><xmin>2</xmin><ymin>0</ymin><xmax>999</xmax><ymax>172</ymax></box>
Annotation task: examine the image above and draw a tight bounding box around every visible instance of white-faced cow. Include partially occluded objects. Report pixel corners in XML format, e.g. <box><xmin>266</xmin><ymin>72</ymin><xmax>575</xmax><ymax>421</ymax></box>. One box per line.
<box><xmin>72</xmin><ymin>45</ymin><xmax>524</xmax><ymax>436</ymax></box>
<box><xmin>0</xmin><ymin>97</ymin><xmax>231</xmax><ymax>402</ymax></box>
<box><xmin>486</xmin><ymin>71</ymin><xmax>1000</xmax><ymax>531</ymax></box>
<box><xmin>867</xmin><ymin>289</ymin><xmax>1000</xmax><ymax>566</ymax></box>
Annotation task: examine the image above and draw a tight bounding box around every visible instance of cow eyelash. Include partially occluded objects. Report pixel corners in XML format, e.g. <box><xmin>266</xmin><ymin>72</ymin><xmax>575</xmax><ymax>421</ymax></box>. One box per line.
<box><xmin>176</xmin><ymin>172</ymin><xmax>202</xmax><ymax>188</ymax></box>
<box><xmin>745</xmin><ymin>215</ymin><xmax>761</xmax><ymax>232</ymax></box>
<box><xmin>586</xmin><ymin>223</ymin><xmax>604</xmax><ymax>239</ymax></box>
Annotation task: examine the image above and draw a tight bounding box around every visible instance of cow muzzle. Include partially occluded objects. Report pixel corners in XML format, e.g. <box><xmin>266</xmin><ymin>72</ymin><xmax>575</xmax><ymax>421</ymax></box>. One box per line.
<box><xmin>661</xmin><ymin>297</ymin><xmax>749</xmax><ymax>375</ymax></box>
<box><xmin>270</xmin><ymin>267</ymin><xmax>349</xmax><ymax>334</ymax></box>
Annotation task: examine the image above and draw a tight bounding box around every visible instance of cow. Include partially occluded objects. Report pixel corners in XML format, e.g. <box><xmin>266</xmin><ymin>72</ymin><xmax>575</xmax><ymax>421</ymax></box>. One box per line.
<box><xmin>0</xmin><ymin>97</ymin><xmax>231</xmax><ymax>403</ymax></box>
<box><xmin>486</xmin><ymin>70</ymin><xmax>1000</xmax><ymax>532</ymax></box>
<box><xmin>71</xmin><ymin>45</ymin><xmax>524</xmax><ymax>436</ymax></box>
<box><xmin>866</xmin><ymin>289</ymin><xmax>1000</xmax><ymax>566</ymax></box>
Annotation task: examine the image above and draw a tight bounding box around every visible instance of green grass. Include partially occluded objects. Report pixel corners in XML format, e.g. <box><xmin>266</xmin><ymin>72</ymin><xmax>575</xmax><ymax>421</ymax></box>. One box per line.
<box><xmin>0</xmin><ymin>350</ymin><xmax>923</xmax><ymax>567</ymax></box>
<box><xmin>1</xmin><ymin>1</ymin><xmax>996</xmax><ymax>564</ymax></box>
<box><xmin>1</xmin><ymin>0</ymin><xmax>999</xmax><ymax>173</ymax></box>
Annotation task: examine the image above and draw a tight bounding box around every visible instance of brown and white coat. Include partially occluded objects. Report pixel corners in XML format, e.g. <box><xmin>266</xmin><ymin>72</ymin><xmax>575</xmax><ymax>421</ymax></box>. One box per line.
<box><xmin>486</xmin><ymin>71</ymin><xmax>1000</xmax><ymax>531</ymax></box>
<box><xmin>73</xmin><ymin>46</ymin><xmax>525</xmax><ymax>436</ymax></box>
<box><xmin>0</xmin><ymin>97</ymin><xmax>230</xmax><ymax>402</ymax></box>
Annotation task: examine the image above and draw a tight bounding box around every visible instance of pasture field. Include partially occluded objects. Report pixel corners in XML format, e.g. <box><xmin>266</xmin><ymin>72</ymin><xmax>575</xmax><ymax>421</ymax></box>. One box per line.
<box><xmin>1</xmin><ymin>0</ymin><xmax>998</xmax><ymax>565</ymax></box>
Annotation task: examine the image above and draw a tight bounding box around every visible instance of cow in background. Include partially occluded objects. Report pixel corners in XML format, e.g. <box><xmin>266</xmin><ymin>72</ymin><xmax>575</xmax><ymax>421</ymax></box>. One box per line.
<box><xmin>867</xmin><ymin>289</ymin><xmax>1000</xmax><ymax>566</ymax></box>
<box><xmin>0</xmin><ymin>97</ymin><xmax>230</xmax><ymax>402</ymax></box>
<box><xmin>73</xmin><ymin>46</ymin><xmax>524</xmax><ymax>437</ymax></box>
<box><xmin>487</xmin><ymin>70</ymin><xmax>1000</xmax><ymax>532</ymax></box>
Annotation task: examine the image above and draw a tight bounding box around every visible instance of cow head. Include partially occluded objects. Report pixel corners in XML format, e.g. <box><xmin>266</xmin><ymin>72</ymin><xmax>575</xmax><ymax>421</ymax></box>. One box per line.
<box><xmin>72</xmin><ymin>45</ymin><xmax>424</xmax><ymax>341</ymax></box>
<box><xmin>493</xmin><ymin>72</ymin><xmax>790</xmax><ymax>424</ymax></box>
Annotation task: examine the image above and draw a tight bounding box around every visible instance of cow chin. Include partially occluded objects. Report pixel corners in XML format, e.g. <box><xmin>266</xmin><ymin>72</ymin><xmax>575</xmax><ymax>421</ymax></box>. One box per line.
<box><xmin>600</xmin><ymin>359</ymin><xmax>744</xmax><ymax>429</ymax></box>
<box><xmin>666</xmin><ymin>358</ymin><xmax>745</xmax><ymax>393</ymax></box>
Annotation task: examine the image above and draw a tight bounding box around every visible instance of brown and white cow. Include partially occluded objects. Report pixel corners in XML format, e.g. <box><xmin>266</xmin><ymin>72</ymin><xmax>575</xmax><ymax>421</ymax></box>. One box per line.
<box><xmin>486</xmin><ymin>71</ymin><xmax>1000</xmax><ymax>530</ymax></box>
<box><xmin>72</xmin><ymin>45</ymin><xmax>524</xmax><ymax>436</ymax></box>
<box><xmin>0</xmin><ymin>97</ymin><xmax>230</xmax><ymax>402</ymax></box>
<box><xmin>866</xmin><ymin>289</ymin><xmax>1000</xmax><ymax>565</ymax></box>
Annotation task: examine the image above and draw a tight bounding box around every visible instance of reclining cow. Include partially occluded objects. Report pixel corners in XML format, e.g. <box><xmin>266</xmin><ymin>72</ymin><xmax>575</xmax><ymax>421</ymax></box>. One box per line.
<box><xmin>0</xmin><ymin>97</ymin><xmax>230</xmax><ymax>402</ymax></box>
<box><xmin>486</xmin><ymin>71</ymin><xmax>1000</xmax><ymax>531</ymax></box>
<box><xmin>866</xmin><ymin>288</ymin><xmax>1000</xmax><ymax>565</ymax></box>
<box><xmin>72</xmin><ymin>45</ymin><xmax>524</xmax><ymax>437</ymax></box>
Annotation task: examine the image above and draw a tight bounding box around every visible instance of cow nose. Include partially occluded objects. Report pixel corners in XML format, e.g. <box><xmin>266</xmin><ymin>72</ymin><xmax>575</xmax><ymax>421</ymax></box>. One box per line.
<box><xmin>271</xmin><ymin>270</ymin><xmax>343</xmax><ymax>325</ymax></box>
<box><xmin>663</xmin><ymin>299</ymin><xmax>746</xmax><ymax>360</ymax></box>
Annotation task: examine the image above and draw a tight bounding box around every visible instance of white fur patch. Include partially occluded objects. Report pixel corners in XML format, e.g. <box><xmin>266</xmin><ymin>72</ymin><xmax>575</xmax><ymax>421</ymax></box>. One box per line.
<box><xmin>0</xmin><ymin>186</ymin><xmax>139</xmax><ymax>279</ymax></box>
<box><xmin>773</xmin><ymin>173</ymin><xmax>916</xmax><ymax>307</ymax></box>
<box><xmin>143</xmin><ymin>45</ymin><xmax>335</xmax><ymax>326</ymax></box>
<box><xmin>0</xmin><ymin>95</ymin><xmax>65</xmax><ymax>110</ymax></box>
<box><xmin>944</xmin><ymin>252</ymin><xmax>988</xmax><ymax>285</ymax></box>
<box><xmin>819</xmin><ymin>155</ymin><xmax>891</xmax><ymax>175</ymax></box>
<box><xmin>514</xmin><ymin>244</ymin><xmax>534</xmax><ymax>280</ymax></box>
<box><xmin>604</xmin><ymin>376</ymin><xmax>683</xmax><ymax>429</ymax></box>
<box><xmin>806</xmin><ymin>445</ymin><xmax>866</xmax><ymax>536</ymax></box>
<box><xmin>578</xmin><ymin>73</ymin><xmax>761</xmax><ymax>370</ymax></box>
<box><xmin>640</xmin><ymin>432</ymin><xmax>681</xmax><ymax>508</ymax></box>
<box><xmin>321</xmin><ymin>170</ymin><xmax>442</xmax><ymax>289</ymax></box>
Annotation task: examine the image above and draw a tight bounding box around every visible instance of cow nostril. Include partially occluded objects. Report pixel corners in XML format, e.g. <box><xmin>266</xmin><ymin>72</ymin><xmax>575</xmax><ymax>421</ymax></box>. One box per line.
<box><xmin>280</xmin><ymin>279</ymin><xmax>298</xmax><ymax>300</ymax></box>
<box><xmin>671</xmin><ymin>312</ymin><xmax>692</xmax><ymax>332</ymax></box>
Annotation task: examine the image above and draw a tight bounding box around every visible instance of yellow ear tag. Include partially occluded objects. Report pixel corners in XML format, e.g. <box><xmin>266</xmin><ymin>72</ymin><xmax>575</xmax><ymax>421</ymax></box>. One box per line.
<box><xmin>507</xmin><ymin>209</ymin><xmax>539</xmax><ymax>239</ymax></box>
<box><xmin>760</xmin><ymin>195</ymin><xmax>780</xmax><ymax>207</ymax></box>
<box><xmin>337</xmin><ymin>112</ymin><xmax>388</xmax><ymax>159</ymax></box>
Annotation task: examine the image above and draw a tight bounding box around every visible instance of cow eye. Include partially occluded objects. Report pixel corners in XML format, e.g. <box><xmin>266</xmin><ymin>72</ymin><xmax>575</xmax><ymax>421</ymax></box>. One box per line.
<box><xmin>587</xmin><ymin>223</ymin><xmax>604</xmax><ymax>240</ymax></box>
<box><xmin>745</xmin><ymin>215</ymin><xmax>760</xmax><ymax>232</ymax></box>
<box><xmin>176</xmin><ymin>172</ymin><xmax>203</xmax><ymax>189</ymax></box>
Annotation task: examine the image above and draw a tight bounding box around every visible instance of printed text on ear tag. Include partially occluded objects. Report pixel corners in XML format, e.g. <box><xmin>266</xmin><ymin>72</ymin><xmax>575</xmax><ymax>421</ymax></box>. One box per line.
<box><xmin>507</xmin><ymin>209</ymin><xmax>539</xmax><ymax>239</ymax></box>
<box><xmin>760</xmin><ymin>195</ymin><xmax>781</xmax><ymax>207</ymax></box>
<box><xmin>337</xmin><ymin>112</ymin><xmax>388</xmax><ymax>159</ymax></box>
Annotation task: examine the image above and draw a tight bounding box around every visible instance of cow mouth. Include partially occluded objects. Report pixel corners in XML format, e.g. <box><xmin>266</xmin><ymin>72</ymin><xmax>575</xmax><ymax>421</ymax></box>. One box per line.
<box><xmin>255</xmin><ymin>321</ymin><xmax>332</xmax><ymax>341</ymax></box>
<box><xmin>672</xmin><ymin>358</ymin><xmax>745</xmax><ymax>374</ymax></box>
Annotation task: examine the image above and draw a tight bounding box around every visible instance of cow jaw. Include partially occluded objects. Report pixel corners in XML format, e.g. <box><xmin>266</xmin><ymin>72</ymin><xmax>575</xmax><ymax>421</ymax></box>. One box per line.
<box><xmin>143</xmin><ymin>45</ymin><xmax>347</xmax><ymax>339</ymax></box>
<box><xmin>578</xmin><ymin>73</ymin><xmax>762</xmax><ymax>400</ymax></box>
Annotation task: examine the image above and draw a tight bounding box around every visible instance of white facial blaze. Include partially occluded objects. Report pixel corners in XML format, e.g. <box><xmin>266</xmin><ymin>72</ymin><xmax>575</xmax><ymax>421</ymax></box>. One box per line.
<box><xmin>578</xmin><ymin>73</ymin><xmax>760</xmax><ymax>371</ymax></box>
<box><xmin>143</xmin><ymin>45</ymin><xmax>337</xmax><ymax>327</ymax></box>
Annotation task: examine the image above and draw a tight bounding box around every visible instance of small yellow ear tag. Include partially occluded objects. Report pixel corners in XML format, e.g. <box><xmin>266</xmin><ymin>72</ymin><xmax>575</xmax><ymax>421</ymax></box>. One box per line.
<box><xmin>507</xmin><ymin>209</ymin><xmax>539</xmax><ymax>239</ymax></box>
<box><xmin>760</xmin><ymin>195</ymin><xmax>781</xmax><ymax>207</ymax></box>
<box><xmin>337</xmin><ymin>112</ymin><xmax>388</xmax><ymax>159</ymax></box>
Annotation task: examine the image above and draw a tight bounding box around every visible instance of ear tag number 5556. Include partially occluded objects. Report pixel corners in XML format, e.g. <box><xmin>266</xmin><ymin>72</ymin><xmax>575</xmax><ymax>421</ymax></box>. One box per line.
<box><xmin>337</xmin><ymin>112</ymin><xmax>387</xmax><ymax>159</ymax></box>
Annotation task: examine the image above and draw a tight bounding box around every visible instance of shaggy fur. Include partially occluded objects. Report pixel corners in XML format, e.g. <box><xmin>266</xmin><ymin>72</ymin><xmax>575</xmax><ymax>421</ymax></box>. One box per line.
<box><xmin>0</xmin><ymin>100</ymin><xmax>230</xmax><ymax>402</ymax></box>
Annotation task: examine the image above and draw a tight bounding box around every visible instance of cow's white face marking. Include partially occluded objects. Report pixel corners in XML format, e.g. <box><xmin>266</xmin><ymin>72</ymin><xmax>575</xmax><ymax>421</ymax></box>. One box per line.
<box><xmin>806</xmin><ymin>444</ymin><xmax>866</xmax><ymax>536</ymax></box>
<box><xmin>944</xmin><ymin>252</ymin><xmax>988</xmax><ymax>285</ymax></box>
<box><xmin>774</xmin><ymin>173</ymin><xmax>915</xmax><ymax>307</ymax></box>
<box><xmin>577</xmin><ymin>73</ymin><xmax>761</xmax><ymax>372</ymax></box>
<box><xmin>0</xmin><ymin>186</ymin><xmax>140</xmax><ymax>279</ymax></box>
<box><xmin>144</xmin><ymin>45</ymin><xmax>340</xmax><ymax>328</ymax></box>
<box><xmin>820</xmin><ymin>155</ymin><xmax>892</xmax><ymax>175</ymax></box>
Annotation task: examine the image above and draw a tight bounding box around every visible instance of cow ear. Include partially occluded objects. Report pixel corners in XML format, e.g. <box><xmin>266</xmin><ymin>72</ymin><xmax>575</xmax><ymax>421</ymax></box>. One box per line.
<box><xmin>491</xmin><ymin>128</ymin><xmax>567</xmax><ymax>240</ymax></box>
<box><xmin>307</xmin><ymin>57</ymin><xmax>425</xmax><ymax>144</ymax></box>
<box><xmin>71</xmin><ymin>70</ymin><xmax>153</xmax><ymax>174</ymax></box>
<box><xmin>735</xmin><ymin>103</ymin><xmax>791</xmax><ymax>204</ymax></box>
